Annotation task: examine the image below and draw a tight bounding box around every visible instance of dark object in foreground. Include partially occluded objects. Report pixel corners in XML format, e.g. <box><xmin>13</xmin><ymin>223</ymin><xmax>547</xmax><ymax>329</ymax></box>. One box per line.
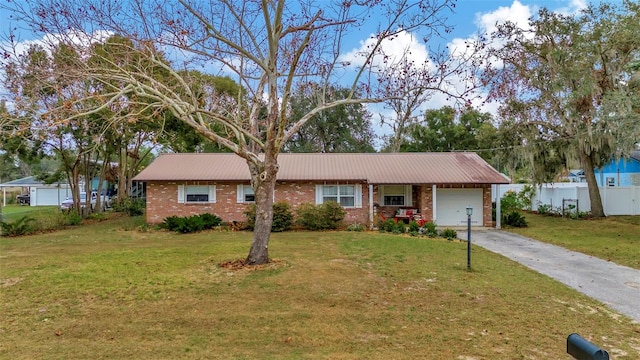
<box><xmin>567</xmin><ymin>333</ymin><xmax>609</xmax><ymax>360</ymax></box>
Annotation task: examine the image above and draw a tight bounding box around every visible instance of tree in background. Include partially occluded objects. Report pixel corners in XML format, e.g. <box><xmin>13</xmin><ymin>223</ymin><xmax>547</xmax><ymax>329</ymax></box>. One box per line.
<box><xmin>375</xmin><ymin>35</ymin><xmax>488</xmax><ymax>152</ymax></box>
<box><xmin>4</xmin><ymin>0</ymin><xmax>461</xmax><ymax>265</ymax></box>
<box><xmin>400</xmin><ymin>106</ymin><xmax>498</xmax><ymax>163</ymax></box>
<box><xmin>286</xmin><ymin>85</ymin><xmax>375</xmax><ymax>153</ymax></box>
<box><xmin>486</xmin><ymin>2</ymin><xmax>640</xmax><ymax>217</ymax></box>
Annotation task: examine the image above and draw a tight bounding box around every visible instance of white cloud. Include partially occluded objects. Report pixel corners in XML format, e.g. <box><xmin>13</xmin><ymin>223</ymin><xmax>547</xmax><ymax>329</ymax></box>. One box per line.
<box><xmin>555</xmin><ymin>0</ymin><xmax>588</xmax><ymax>16</ymax></box>
<box><xmin>339</xmin><ymin>29</ymin><xmax>432</xmax><ymax>71</ymax></box>
<box><xmin>475</xmin><ymin>0</ymin><xmax>533</xmax><ymax>35</ymax></box>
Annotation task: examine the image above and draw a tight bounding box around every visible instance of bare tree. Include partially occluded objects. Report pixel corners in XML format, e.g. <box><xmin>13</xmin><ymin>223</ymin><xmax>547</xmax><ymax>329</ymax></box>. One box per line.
<box><xmin>372</xmin><ymin>35</ymin><xmax>487</xmax><ymax>152</ymax></box>
<box><xmin>3</xmin><ymin>0</ymin><xmax>458</xmax><ymax>264</ymax></box>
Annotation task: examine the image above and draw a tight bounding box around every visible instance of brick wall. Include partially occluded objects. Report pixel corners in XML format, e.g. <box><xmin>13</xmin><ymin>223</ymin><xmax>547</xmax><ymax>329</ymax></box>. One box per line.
<box><xmin>145</xmin><ymin>180</ymin><xmax>370</xmax><ymax>226</ymax></box>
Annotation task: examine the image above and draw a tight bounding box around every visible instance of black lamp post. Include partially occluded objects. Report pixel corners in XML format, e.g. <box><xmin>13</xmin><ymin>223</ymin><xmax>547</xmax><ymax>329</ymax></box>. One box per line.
<box><xmin>466</xmin><ymin>206</ymin><xmax>473</xmax><ymax>270</ymax></box>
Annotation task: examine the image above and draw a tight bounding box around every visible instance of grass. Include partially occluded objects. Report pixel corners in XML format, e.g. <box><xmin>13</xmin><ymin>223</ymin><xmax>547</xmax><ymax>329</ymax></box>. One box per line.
<box><xmin>0</xmin><ymin>205</ymin><xmax>59</xmax><ymax>222</ymax></box>
<box><xmin>505</xmin><ymin>213</ymin><xmax>640</xmax><ymax>270</ymax></box>
<box><xmin>1</xmin><ymin>217</ymin><xmax>639</xmax><ymax>359</ymax></box>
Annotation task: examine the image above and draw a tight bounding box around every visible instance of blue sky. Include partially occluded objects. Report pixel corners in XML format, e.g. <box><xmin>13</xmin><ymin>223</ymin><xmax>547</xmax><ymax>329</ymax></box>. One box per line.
<box><xmin>0</xmin><ymin>0</ymin><xmax>606</xmax><ymax>126</ymax></box>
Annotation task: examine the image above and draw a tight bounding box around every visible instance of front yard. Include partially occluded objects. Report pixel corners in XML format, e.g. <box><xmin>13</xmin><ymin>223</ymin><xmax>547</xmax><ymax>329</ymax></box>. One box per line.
<box><xmin>1</xmin><ymin>216</ymin><xmax>639</xmax><ymax>359</ymax></box>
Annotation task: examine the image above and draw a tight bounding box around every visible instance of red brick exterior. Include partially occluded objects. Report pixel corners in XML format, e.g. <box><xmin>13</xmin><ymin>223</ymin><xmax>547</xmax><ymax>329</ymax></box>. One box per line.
<box><xmin>144</xmin><ymin>181</ymin><xmax>493</xmax><ymax>227</ymax></box>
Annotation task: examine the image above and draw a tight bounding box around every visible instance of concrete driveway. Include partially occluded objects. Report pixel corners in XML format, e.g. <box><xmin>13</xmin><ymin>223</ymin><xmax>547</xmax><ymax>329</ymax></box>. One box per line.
<box><xmin>463</xmin><ymin>229</ymin><xmax>640</xmax><ymax>323</ymax></box>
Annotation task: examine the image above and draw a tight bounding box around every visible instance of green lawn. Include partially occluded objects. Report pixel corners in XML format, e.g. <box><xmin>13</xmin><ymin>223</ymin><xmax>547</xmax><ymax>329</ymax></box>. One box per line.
<box><xmin>505</xmin><ymin>213</ymin><xmax>640</xmax><ymax>269</ymax></box>
<box><xmin>1</xmin><ymin>216</ymin><xmax>639</xmax><ymax>359</ymax></box>
<box><xmin>0</xmin><ymin>205</ymin><xmax>59</xmax><ymax>222</ymax></box>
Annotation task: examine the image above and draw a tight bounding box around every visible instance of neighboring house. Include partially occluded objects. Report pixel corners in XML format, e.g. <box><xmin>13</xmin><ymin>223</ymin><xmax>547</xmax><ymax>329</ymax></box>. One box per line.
<box><xmin>133</xmin><ymin>152</ymin><xmax>510</xmax><ymax>228</ymax></box>
<box><xmin>595</xmin><ymin>151</ymin><xmax>640</xmax><ymax>187</ymax></box>
<box><xmin>0</xmin><ymin>176</ymin><xmax>72</xmax><ymax>207</ymax></box>
<box><xmin>567</xmin><ymin>169</ymin><xmax>586</xmax><ymax>183</ymax></box>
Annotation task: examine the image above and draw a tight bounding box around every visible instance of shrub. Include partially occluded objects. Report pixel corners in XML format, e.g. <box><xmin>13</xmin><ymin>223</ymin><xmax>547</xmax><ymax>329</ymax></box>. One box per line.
<box><xmin>378</xmin><ymin>218</ymin><xmax>396</xmax><ymax>233</ymax></box>
<box><xmin>244</xmin><ymin>202</ymin><xmax>293</xmax><ymax>232</ymax></box>
<box><xmin>112</xmin><ymin>197</ymin><xmax>145</xmax><ymax>216</ymax></box>
<box><xmin>65</xmin><ymin>211</ymin><xmax>83</xmax><ymax>226</ymax></box>
<box><xmin>392</xmin><ymin>221</ymin><xmax>406</xmax><ymax>234</ymax></box>
<box><xmin>502</xmin><ymin>210</ymin><xmax>528</xmax><ymax>227</ymax></box>
<box><xmin>1</xmin><ymin>216</ymin><xmax>36</xmax><ymax>237</ymax></box>
<box><xmin>297</xmin><ymin>202</ymin><xmax>346</xmax><ymax>230</ymax></box>
<box><xmin>408</xmin><ymin>220</ymin><xmax>420</xmax><ymax>234</ymax></box>
<box><xmin>346</xmin><ymin>223</ymin><xmax>365</xmax><ymax>232</ymax></box>
<box><xmin>161</xmin><ymin>213</ymin><xmax>222</xmax><ymax>233</ymax></box>
<box><xmin>501</xmin><ymin>191</ymin><xmax>523</xmax><ymax>213</ymax></box>
<box><xmin>422</xmin><ymin>221</ymin><xmax>438</xmax><ymax>237</ymax></box>
<box><xmin>441</xmin><ymin>228</ymin><xmax>457</xmax><ymax>240</ymax></box>
<box><xmin>537</xmin><ymin>203</ymin><xmax>552</xmax><ymax>215</ymax></box>
<box><xmin>517</xmin><ymin>185</ymin><xmax>536</xmax><ymax>211</ymax></box>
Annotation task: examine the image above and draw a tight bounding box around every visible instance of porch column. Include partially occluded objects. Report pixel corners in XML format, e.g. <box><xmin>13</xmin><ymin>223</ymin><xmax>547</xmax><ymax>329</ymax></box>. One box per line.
<box><xmin>432</xmin><ymin>184</ymin><xmax>437</xmax><ymax>224</ymax></box>
<box><xmin>369</xmin><ymin>184</ymin><xmax>374</xmax><ymax>230</ymax></box>
<box><xmin>495</xmin><ymin>184</ymin><xmax>501</xmax><ymax>229</ymax></box>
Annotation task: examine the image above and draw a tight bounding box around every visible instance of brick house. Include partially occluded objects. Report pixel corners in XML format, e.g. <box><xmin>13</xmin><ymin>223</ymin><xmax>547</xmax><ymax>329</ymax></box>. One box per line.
<box><xmin>133</xmin><ymin>152</ymin><xmax>510</xmax><ymax>227</ymax></box>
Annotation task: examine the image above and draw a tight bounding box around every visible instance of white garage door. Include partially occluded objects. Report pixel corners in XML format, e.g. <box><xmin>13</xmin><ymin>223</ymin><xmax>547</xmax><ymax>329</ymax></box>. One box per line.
<box><xmin>436</xmin><ymin>188</ymin><xmax>483</xmax><ymax>226</ymax></box>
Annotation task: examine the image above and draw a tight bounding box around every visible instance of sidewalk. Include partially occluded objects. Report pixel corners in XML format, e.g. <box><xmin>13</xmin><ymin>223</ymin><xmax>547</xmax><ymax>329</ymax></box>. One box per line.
<box><xmin>464</xmin><ymin>229</ymin><xmax>640</xmax><ymax>323</ymax></box>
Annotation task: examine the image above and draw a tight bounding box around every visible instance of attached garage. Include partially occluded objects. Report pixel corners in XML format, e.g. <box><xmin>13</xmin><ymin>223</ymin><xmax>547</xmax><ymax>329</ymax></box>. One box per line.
<box><xmin>435</xmin><ymin>188</ymin><xmax>484</xmax><ymax>226</ymax></box>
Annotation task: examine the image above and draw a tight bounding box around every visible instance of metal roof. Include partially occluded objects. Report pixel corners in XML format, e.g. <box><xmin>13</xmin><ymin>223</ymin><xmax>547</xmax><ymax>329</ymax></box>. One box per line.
<box><xmin>133</xmin><ymin>152</ymin><xmax>510</xmax><ymax>184</ymax></box>
<box><xmin>0</xmin><ymin>176</ymin><xmax>68</xmax><ymax>187</ymax></box>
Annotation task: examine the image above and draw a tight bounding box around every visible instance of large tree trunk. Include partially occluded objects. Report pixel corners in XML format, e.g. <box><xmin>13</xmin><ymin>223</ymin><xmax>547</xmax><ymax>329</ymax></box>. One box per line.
<box><xmin>580</xmin><ymin>151</ymin><xmax>605</xmax><ymax>217</ymax></box>
<box><xmin>245</xmin><ymin>153</ymin><xmax>279</xmax><ymax>265</ymax></box>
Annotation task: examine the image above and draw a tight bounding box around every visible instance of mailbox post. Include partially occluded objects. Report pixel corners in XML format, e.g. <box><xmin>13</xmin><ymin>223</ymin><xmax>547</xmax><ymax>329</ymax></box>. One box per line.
<box><xmin>466</xmin><ymin>206</ymin><xmax>472</xmax><ymax>270</ymax></box>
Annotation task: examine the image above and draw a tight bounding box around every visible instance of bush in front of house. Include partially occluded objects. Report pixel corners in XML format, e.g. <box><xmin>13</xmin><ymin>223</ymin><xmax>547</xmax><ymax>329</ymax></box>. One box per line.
<box><xmin>161</xmin><ymin>213</ymin><xmax>222</xmax><ymax>233</ymax></box>
<box><xmin>502</xmin><ymin>210</ymin><xmax>528</xmax><ymax>228</ymax></box>
<box><xmin>244</xmin><ymin>202</ymin><xmax>294</xmax><ymax>232</ymax></box>
<box><xmin>421</xmin><ymin>221</ymin><xmax>438</xmax><ymax>237</ymax></box>
<box><xmin>346</xmin><ymin>223</ymin><xmax>365</xmax><ymax>232</ymax></box>
<box><xmin>112</xmin><ymin>197</ymin><xmax>146</xmax><ymax>216</ymax></box>
<box><xmin>441</xmin><ymin>228</ymin><xmax>457</xmax><ymax>240</ymax></box>
<box><xmin>296</xmin><ymin>202</ymin><xmax>346</xmax><ymax>230</ymax></box>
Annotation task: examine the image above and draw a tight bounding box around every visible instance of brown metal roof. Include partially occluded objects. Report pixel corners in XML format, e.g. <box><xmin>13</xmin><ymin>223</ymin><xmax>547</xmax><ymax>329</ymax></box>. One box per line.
<box><xmin>133</xmin><ymin>152</ymin><xmax>510</xmax><ymax>184</ymax></box>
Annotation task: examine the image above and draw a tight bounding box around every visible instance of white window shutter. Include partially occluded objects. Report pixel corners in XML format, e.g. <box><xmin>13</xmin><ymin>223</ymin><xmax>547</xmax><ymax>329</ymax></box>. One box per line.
<box><xmin>237</xmin><ymin>184</ymin><xmax>244</xmax><ymax>203</ymax></box>
<box><xmin>209</xmin><ymin>185</ymin><xmax>216</xmax><ymax>203</ymax></box>
<box><xmin>354</xmin><ymin>184</ymin><xmax>363</xmax><ymax>208</ymax></box>
<box><xmin>315</xmin><ymin>185</ymin><xmax>323</xmax><ymax>204</ymax></box>
<box><xmin>177</xmin><ymin>185</ymin><xmax>185</xmax><ymax>203</ymax></box>
<box><xmin>405</xmin><ymin>185</ymin><xmax>413</xmax><ymax>207</ymax></box>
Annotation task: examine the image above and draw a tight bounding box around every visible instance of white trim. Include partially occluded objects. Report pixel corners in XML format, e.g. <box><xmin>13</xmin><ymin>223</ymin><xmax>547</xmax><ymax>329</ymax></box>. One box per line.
<box><xmin>354</xmin><ymin>184</ymin><xmax>363</xmax><ymax>208</ymax></box>
<box><xmin>237</xmin><ymin>184</ymin><xmax>244</xmax><ymax>203</ymax></box>
<box><xmin>315</xmin><ymin>184</ymin><xmax>323</xmax><ymax>205</ymax></box>
<box><xmin>404</xmin><ymin>185</ymin><xmax>412</xmax><ymax>206</ymax></box>
<box><xmin>179</xmin><ymin>184</ymin><xmax>216</xmax><ymax>204</ymax></box>
<box><xmin>432</xmin><ymin>185</ymin><xmax>437</xmax><ymax>224</ymax></box>
<box><xmin>208</xmin><ymin>185</ymin><xmax>216</xmax><ymax>203</ymax></box>
<box><xmin>369</xmin><ymin>184</ymin><xmax>374</xmax><ymax>229</ymax></box>
<box><xmin>316</xmin><ymin>183</ymin><xmax>360</xmax><ymax>208</ymax></box>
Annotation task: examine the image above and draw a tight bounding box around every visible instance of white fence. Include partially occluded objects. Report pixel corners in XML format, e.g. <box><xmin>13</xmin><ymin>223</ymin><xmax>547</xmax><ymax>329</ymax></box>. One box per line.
<box><xmin>492</xmin><ymin>183</ymin><xmax>640</xmax><ymax>216</ymax></box>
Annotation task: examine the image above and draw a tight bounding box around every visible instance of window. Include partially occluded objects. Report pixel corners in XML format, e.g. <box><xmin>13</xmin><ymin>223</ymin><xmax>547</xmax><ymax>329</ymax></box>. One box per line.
<box><xmin>178</xmin><ymin>184</ymin><xmax>216</xmax><ymax>203</ymax></box>
<box><xmin>316</xmin><ymin>184</ymin><xmax>362</xmax><ymax>208</ymax></box>
<box><xmin>237</xmin><ymin>184</ymin><xmax>255</xmax><ymax>203</ymax></box>
<box><xmin>379</xmin><ymin>185</ymin><xmax>412</xmax><ymax>206</ymax></box>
